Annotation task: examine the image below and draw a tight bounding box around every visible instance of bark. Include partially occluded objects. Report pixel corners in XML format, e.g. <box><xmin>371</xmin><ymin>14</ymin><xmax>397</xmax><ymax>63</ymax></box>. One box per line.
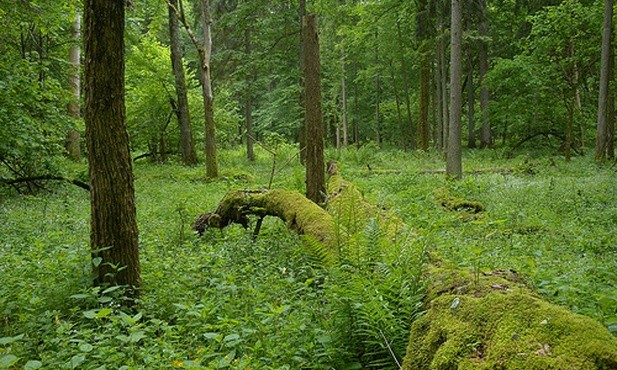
<box><xmin>397</xmin><ymin>21</ymin><xmax>416</xmax><ymax>150</ymax></box>
<box><xmin>168</xmin><ymin>0</ymin><xmax>197</xmax><ymax>165</ymax></box>
<box><xmin>298</xmin><ymin>0</ymin><xmax>307</xmax><ymax>164</ymax></box>
<box><xmin>341</xmin><ymin>44</ymin><xmax>348</xmax><ymax>147</ymax></box>
<box><xmin>389</xmin><ymin>59</ymin><xmax>405</xmax><ymax>149</ymax></box>
<box><xmin>466</xmin><ymin>61</ymin><xmax>476</xmax><ymax>149</ymax></box>
<box><xmin>374</xmin><ymin>31</ymin><xmax>382</xmax><ymax>146</ymax></box>
<box><xmin>595</xmin><ymin>0</ymin><xmax>613</xmax><ymax>162</ymax></box>
<box><xmin>608</xmin><ymin>43</ymin><xmax>615</xmax><ymax>160</ymax></box>
<box><xmin>303</xmin><ymin>14</ymin><xmax>325</xmax><ymax>204</ymax></box>
<box><xmin>66</xmin><ymin>12</ymin><xmax>81</xmax><ymax>162</ymax></box>
<box><xmin>83</xmin><ymin>0</ymin><xmax>141</xmax><ymax>294</ymax></box>
<box><xmin>418</xmin><ymin>52</ymin><xmax>431</xmax><ymax>151</ymax></box>
<box><xmin>200</xmin><ymin>0</ymin><xmax>218</xmax><ymax>178</ymax></box>
<box><xmin>245</xmin><ymin>27</ymin><xmax>255</xmax><ymax>161</ymax></box>
<box><xmin>478</xmin><ymin>0</ymin><xmax>491</xmax><ymax>148</ymax></box>
<box><xmin>447</xmin><ymin>0</ymin><xmax>463</xmax><ymax>179</ymax></box>
<box><xmin>439</xmin><ymin>15</ymin><xmax>449</xmax><ymax>152</ymax></box>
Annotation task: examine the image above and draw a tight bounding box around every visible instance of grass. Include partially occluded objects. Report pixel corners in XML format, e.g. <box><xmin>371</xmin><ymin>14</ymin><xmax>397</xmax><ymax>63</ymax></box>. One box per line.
<box><xmin>0</xmin><ymin>146</ymin><xmax>615</xmax><ymax>369</ymax></box>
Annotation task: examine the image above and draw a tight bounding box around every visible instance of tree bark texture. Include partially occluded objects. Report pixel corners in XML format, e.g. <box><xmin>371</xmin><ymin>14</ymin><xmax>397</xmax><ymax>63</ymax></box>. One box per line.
<box><xmin>478</xmin><ymin>0</ymin><xmax>492</xmax><ymax>148</ymax></box>
<box><xmin>245</xmin><ymin>27</ymin><xmax>255</xmax><ymax>161</ymax></box>
<box><xmin>447</xmin><ymin>0</ymin><xmax>463</xmax><ymax>179</ymax></box>
<box><xmin>595</xmin><ymin>0</ymin><xmax>613</xmax><ymax>162</ymax></box>
<box><xmin>66</xmin><ymin>12</ymin><xmax>81</xmax><ymax>162</ymax></box>
<box><xmin>303</xmin><ymin>14</ymin><xmax>325</xmax><ymax>204</ymax></box>
<box><xmin>298</xmin><ymin>0</ymin><xmax>307</xmax><ymax>164</ymax></box>
<box><xmin>83</xmin><ymin>0</ymin><xmax>141</xmax><ymax>292</ymax></box>
<box><xmin>467</xmin><ymin>61</ymin><xmax>476</xmax><ymax>149</ymax></box>
<box><xmin>200</xmin><ymin>0</ymin><xmax>218</xmax><ymax>178</ymax></box>
<box><xmin>341</xmin><ymin>44</ymin><xmax>348</xmax><ymax>147</ymax></box>
<box><xmin>168</xmin><ymin>0</ymin><xmax>197</xmax><ymax>166</ymax></box>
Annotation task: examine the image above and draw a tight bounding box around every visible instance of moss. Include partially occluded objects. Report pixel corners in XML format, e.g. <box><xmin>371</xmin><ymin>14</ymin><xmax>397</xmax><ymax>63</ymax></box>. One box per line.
<box><xmin>402</xmin><ymin>266</ymin><xmax>617</xmax><ymax>370</ymax></box>
<box><xmin>433</xmin><ymin>187</ymin><xmax>485</xmax><ymax>214</ymax></box>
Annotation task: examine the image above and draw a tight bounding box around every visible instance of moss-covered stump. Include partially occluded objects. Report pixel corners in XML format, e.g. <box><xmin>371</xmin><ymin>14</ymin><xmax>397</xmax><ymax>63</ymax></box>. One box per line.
<box><xmin>402</xmin><ymin>266</ymin><xmax>617</xmax><ymax>370</ymax></box>
<box><xmin>193</xmin><ymin>189</ymin><xmax>337</xmax><ymax>253</ymax></box>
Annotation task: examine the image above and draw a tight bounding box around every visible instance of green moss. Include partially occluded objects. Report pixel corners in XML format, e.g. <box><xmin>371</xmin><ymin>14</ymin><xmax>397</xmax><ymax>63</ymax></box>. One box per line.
<box><xmin>433</xmin><ymin>187</ymin><xmax>485</xmax><ymax>214</ymax></box>
<box><xmin>403</xmin><ymin>267</ymin><xmax>617</xmax><ymax>370</ymax></box>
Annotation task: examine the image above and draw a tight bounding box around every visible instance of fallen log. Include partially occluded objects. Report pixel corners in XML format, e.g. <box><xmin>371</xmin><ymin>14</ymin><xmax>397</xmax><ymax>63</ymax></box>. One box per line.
<box><xmin>0</xmin><ymin>175</ymin><xmax>90</xmax><ymax>191</ymax></box>
<box><xmin>192</xmin><ymin>189</ymin><xmax>337</xmax><ymax>254</ymax></box>
<box><xmin>402</xmin><ymin>264</ymin><xmax>617</xmax><ymax>369</ymax></box>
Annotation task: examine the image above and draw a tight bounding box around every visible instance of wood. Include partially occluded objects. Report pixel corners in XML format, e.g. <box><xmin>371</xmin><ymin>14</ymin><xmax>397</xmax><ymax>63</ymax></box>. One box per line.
<box><xmin>66</xmin><ymin>12</ymin><xmax>81</xmax><ymax>162</ymax></box>
<box><xmin>84</xmin><ymin>0</ymin><xmax>141</xmax><ymax>295</ymax></box>
<box><xmin>168</xmin><ymin>0</ymin><xmax>197</xmax><ymax>165</ymax></box>
<box><xmin>447</xmin><ymin>0</ymin><xmax>463</xmax><ymax>179</ymax></box>
<box><xmin>595</xmin><ymin>0</ymin><xmax>613</xmax><ymax>161</ymax></box>
<box><xmin>303</xmin><ymin>14</ymin><xmax>325</xmax><ymax>204</ymax></box>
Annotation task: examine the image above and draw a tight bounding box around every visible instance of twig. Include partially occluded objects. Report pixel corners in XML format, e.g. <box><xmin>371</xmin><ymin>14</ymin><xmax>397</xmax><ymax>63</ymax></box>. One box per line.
<box><xmin>380</xmin><ymin>330</ymin><xmax>402</xmax><ymax>370</ymax></box>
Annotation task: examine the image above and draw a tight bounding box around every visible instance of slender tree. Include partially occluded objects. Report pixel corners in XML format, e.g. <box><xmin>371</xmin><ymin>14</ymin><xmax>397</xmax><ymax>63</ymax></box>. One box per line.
<box><xmin>417</xmin><ymin>0</ymin><xmax>432</xmax><ymax>150</ymax></box>
<box><xmin>245</xmin><ymin>27</ymin><xmax>255</xmax><ymax>161</ymax></box>
<box><xmin>172</xmin><ymin>0</ymin><xmax>218</xmax><ymax>177</ymax></box>
<box><xmin>66</xmin><ymin>12</ymin><xmax>81</xmax><ymax>161</ymax></box>
<box><xmin>83</xmin><ymin>0</ymin><xmax>141</xmax><ymax>294</ymax></box>
<box><xmin>303</xmin><ymin>14</ymin><xmax>325</xmax><ymax>204</ymax></box>
<box><xmin>168</xmin><ymin>0</ymin><xmax>197</xmax><ymax>165</ymax></box>
<box><xmin>478</xmin><ymin>0</ymin><xmax>491</xmax><ymax>148</ymax></box>
<box><xmin>447</xmin><ymin>0</ymin><xmax>463</xmax><ymax>178</ymax></box>
<box><xmin>595</xmin><ymin>0</ymin><xmax>613</xmax><ymax>162</ymax></box>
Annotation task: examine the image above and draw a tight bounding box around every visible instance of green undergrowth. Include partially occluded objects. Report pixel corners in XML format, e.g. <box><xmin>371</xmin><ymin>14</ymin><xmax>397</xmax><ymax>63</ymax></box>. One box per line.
<box><xmin>1</xmin><ymin>146</ymin><xmax>616</xmax><ymax>369</ymax></box>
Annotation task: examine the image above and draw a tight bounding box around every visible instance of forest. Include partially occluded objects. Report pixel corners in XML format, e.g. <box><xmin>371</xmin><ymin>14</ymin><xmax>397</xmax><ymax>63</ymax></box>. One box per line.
<box><xmin>1</xmin><ymin>0</ymin><xmax>617</xmax><ymax>369</ymax></box>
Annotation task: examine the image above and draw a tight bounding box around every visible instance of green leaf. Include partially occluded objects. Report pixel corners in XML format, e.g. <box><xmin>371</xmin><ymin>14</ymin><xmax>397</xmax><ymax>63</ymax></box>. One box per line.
<box><xmin>0</xmin><ymin>334</ymin><xmax>24</xmax><ymax>345</ymax></box>
<box><xmin>79</xmin><ymin>343</ymin><xmax>94</xmax><ymax>352</ymax></box>
<box><xmin>0</xmin><ymin>354</ymin><xmax>18</xmax><ymax>368</ymax></box>
<box><xmin>128</xmin><ymin>331</ymin><xmax>146</xmax><ymax>343</ymax></box>
<box><xmin>96</xmin><ymin>308</ymin><xmax>113</xmax><ymax>319</ymax></box>
<box><xmin>203</xmin><ymin>332</ymin><xmax>220</xmax><ymax>340</ymax></box>
<box><xmin>70</xmin><ymin>354</ymin><xmax>85</xmax><ymax>369</ymax></box>
<box><xmin>82</xmin><ymin>310</ymin><xmax>97</xmax><ymax>319</ymax></box>
<box><xmin>102</xmin><ymin>286</ymin><xmax>121</xmax><ymax>295</ymax></box>
<box><xmin>92</xmin><ymin>257</ymin><xmax>102</xmax><ymax>267</ymax></box>
<box><xmin>223</xmin><ymin>333</ymin><xmax>240</xmax><ymax>342</ymax></box>
<box><xmin>24</xmin><ymin>360</ymin><xmax>43</xmax><ymax>370</ymax></box>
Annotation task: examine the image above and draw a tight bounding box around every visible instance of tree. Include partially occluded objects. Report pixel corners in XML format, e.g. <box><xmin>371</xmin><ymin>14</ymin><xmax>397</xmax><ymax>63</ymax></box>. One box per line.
<box><xmin>168</xmin><ymin>0</ymin><xmax>198</xmax><ymax>165</ymax></box>
<box><xmin>66</xmin><ymin>12</ymin><xmax>81</xmax><ymax>162</ymax></box>
<box><xmin>447</xmin><ymin>0</ymin><xmax>463</xmax><ymax>179</ymax></box>
<box><xmin>173</xmin><ymin>0</ymin><xmax>218</xmax><ymax>178</ymax></box>
<box><xmin>478</xmin><ymin>0</ymin><xmax>492</xmax><ymax>148</ymax></box>
<box><xmin>83</xmin><ymin>0</ymin><xmax>141</xmax><ymax>294</ymax></box>
<box><xmin>303</xmin><ymin>13</ymin><xmax>325</xmax><ymax>204</ymax></box>
<box><xmin>595</xmin><ymin>0</ymin><xmax>613</xmax><ymax>162</ymax></box>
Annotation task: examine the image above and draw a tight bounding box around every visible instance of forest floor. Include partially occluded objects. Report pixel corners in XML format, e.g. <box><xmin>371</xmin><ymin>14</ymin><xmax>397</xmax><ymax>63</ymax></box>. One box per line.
<box><xmin>1</xmin><ymin>145</ymin><xmax>616</xmax><ymax>369</ymax></box>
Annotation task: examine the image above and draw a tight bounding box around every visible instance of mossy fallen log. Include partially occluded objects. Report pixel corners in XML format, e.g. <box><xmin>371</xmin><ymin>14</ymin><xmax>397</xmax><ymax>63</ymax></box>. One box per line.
<box><xmin>402</xmin><ymin>265</ymin><xmax>617</xmax><ymax>369</ymax></box>
<box><xmin>192</xmin><ymin>189</ymin><xmax>336</xmax><ymax>252</ymax></box>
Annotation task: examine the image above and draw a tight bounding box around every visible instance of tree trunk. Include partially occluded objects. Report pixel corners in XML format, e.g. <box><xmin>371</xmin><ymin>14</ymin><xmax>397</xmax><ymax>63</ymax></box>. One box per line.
<box><xmin>389</xmin><ymin>59</ymin><xmax>405</xmax><ymax>150</ymax></box>
<box><xmin>595</xmin><ymin>0</ymin><xmax>613</xmax><ymax>162</ymax></box>
<box><xmin>447</xmin><ymin>0</ymin><xmax>463</xmax><ymax>179</ymax></box>
<box><xmin>341</xmin><ymin>44</ymin><xmax>348</xmax><ymax>147</ymax></box>
<box><xmin>608</xmin><ymin>42</ymin><xmax>615</xmax><ymax>160</ymax></box>
<box><xmin>245</xmin><ymin>27</ymin><xmax>255</xmax><ymax>161</ymax></box>
<box><xmin>200</xmin><ymin>0</ymin><xmax>218</xmax><ymax>178</ymax></box>
<box><xmin>418</xmin><ymin>52</ymin><xmax>431</xmax><ymax>151</ymax></box>
<box><xmin>467</xmin><ymin>60</ymin><xmax>476</xmax><ymax>149</ymax></box>
<box><xmin>168</xmin><ymin>0</ymin><xmax>197</xmax><ymax>166</ymax></box>
<box><xmin>298</xmin><ymin>0</ymin><xmax>307</xmax><ymax>164</ymax></box>
<box><xmin>439</xmin><ymin>17</ymin><xmax>449</xmax><ymax>152</ymax></box>
<box><xmin>374</xmin><ymin>32</ymin><xmax>382</xmax><ymax>147</ymax></box>
<box><xmin>397</xmin><ymin>21</ymin><xmax>416</xmax><ymax>150</ymax></box>
<box><xmin>66</xmin><ymin>12</ymin><xmax>81</xmax><ymax>162</ymax></box>
<box><xmin>303</xmin><ymin>14</ymin><xmax>325</xmax><ymax>204</ymax></box>
<box><xmin>478</xmin><ymin>0</ymin><xmax>491</xmax><ymax>149</ymax></box>
<box><xmin>435</xmin><ymin>50</ymin><xmax>444</xmax><ymax>152</ymax></box>
<box><xmin>83</xmin><ymin>0</ymin><xmax>140</xmax><ymax>295</ymax></box>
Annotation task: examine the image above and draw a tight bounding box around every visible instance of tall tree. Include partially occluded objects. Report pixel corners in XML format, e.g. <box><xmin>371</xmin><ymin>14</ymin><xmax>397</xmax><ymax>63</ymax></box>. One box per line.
<box><xmin>66</xmin><ymin>11</ymin><xmax>81</xmax><ymax>161</ymax></box>
<box><xmin>478</xmin><ymin>0</ymin><xmax>491</xmax><ymax>148</ymax></box>
<box><xmin>417</xmin><ymin>0</ymin><xmax>432</xmax><ymax>150</ymax></box>
<box><xmin>299</xmin><ymin>0</ymin><xmax>308</xmax><ymax>164</ymax></box>
<box><xmin>172</xmin><ymin>0</ymin><xmax>218</xmax><ymax>178</ymax></box>
<box><xmin>168</xmin><ymin>0</ymin><xmax>197</xmax><ymax>165</ymax></box>
<box><xmin>83</xmin><ymin>0</ymin><xmax>141</xmax><ymax>294</ymax></box>
<box><xmin>447</xmin><ymin>0</ymin><xmax>463</xmax><ymax>178</ymax></box>
<box><xmin>245</xmin><ymin>26</ymin><xmax>255</xmax><ymax>161</ymax></box>
<box><xmin>595</xmin><ymin>0</ymin><xmax>613</xmax><ymax>162</ymax></box>
<box><xmin>303</xmin><ymin>13</ymin><xmax>325</xmax><ymax>204</ymax></box>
